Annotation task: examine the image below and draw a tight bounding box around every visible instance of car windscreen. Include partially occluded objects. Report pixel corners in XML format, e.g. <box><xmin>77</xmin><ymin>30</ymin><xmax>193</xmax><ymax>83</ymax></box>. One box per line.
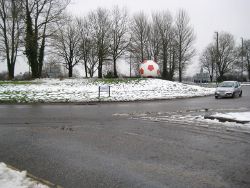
<box><xmin>218</xmin><ymin>82</ymin><xmax>234</xmax><ymax>87</ymax></box>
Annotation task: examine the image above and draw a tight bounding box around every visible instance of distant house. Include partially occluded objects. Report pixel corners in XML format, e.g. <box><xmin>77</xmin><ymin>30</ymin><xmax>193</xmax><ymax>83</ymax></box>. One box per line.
<box><xmin>193</xmin><ymin>68</ymin><xmax>210</xmax><ymax>83</ymax></box>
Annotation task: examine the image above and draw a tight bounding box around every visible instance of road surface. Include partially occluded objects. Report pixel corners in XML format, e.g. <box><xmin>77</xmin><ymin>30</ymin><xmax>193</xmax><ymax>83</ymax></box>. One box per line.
<box><xmin>0</xmin><ymin>86</ymin><xmax>250</xmax><ymax>188</ymax></box>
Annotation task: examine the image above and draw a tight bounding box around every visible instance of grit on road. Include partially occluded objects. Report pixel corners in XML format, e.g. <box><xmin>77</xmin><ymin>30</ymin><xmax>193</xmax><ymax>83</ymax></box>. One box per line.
<box><xmin>0</xmin><ymin>86</ymin><xmax>250</xmax><ymax>188</ymax></box>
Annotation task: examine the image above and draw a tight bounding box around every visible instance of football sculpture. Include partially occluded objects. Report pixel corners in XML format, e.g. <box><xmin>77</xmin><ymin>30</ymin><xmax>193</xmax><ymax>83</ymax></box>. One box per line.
<box><xmin>139</xmin><ymin>60</ymin><xmax>161</xmax><ymax>78</ymax></box>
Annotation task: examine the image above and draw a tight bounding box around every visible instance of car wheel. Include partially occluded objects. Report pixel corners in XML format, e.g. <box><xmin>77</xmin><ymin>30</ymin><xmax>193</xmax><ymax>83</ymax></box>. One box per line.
<box><xmin>215</xmin><ymin>96</ymin><xmax>218</xmax><ymax>99</ymax></box>
<box><xmin>239</xmin><ymin>91</ymin><xmax>242</xmax><ymax>97</ymax></box>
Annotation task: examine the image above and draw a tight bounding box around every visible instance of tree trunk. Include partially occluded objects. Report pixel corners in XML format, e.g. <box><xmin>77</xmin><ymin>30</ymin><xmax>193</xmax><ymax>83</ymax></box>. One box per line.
<box><xmin>210</xmin><ymin>75</ymin><xmax>213</xmax><ymax>82</ymax></box>
<box><xmin>113</xmin><ymin>59</ymin><xmax>118</xmax><ymax>78</ymax></box>
<box><xmin>89</xmin><ymin>68</ymin><xmax>93</xmax><ymax>78</ymax></box>
<box><xmin>169</xmin><ymin>47</ymin><xmax>175</xmax><ymax>81</ymax></box>
<box><xmin>162</xmin><ymin>46</ymin><xmax>167</xmax><ymax>80</ymax></box>
<box><xmin>84</xmin><ymin>60</ymin><xmax>88</xmax><ymax>78</ymax></box>
<box><xmin>141</xmin><ymin>40</ymin><xmax>144</xmax><ymax>63</ymax></box>
<box><xmin>30</xmin><ymin>63</ymin><xmax>39</xmax><ymax>78</ymax></box>
<box><xmin>247</xmin><ymin>58</ymin><xmax>250</xmax><ymax>80</ymax></box>
<box><xmin>178</xmin><ymin>38</ymin><xmax>182</xmax><ymax>82</ymax></box>
<box><xmin>178</xmin><ymin>54</ymin><xmax>182</xmax><ymax>82</ymax></box>
<box><xmin>98</xmin><ymin>60</ymin><xmax>102</xmax><ymax>78</ymax></box>
<box><xmin>25</xmin><ymin>1</ymin><xmax>39</xmax><ymax>79</ymax></box>
<box><xmin>68</xmin><ymin>65</ymin><xmax>73</xmax><ymax>77</ymax></box>
<box><xmin>7</xmin><ymin>63</ymin><xmax>15</xmax><ymax>80</ymax></box>
<box><xmin>38</xmin><ymin>34</ymin><xmax>46</xmax><ymax>78</ymax></box>
<box><xmin>179</xmin><ymin>68</ymin><xmax>182</xmax><ymax>82</ymax></box>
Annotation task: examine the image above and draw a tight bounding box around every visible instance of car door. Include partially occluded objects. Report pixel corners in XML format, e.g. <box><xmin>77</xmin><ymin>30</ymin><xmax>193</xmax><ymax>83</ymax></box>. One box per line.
<box><xmin>235</xmin><ymin>82</ymin><xmax>240</xmax><ymax>95</ymax></box>
<box><xmin>238</xmin><ymin>82</ymin><xmax>242</xmax><ymax>95</ymax></box>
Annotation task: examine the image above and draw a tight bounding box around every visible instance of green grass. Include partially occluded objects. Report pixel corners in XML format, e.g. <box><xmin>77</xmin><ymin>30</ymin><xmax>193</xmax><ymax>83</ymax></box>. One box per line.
<box><xmin>0</xmin><ymin>81</ymin><xmax>35</xmax><ymax>85</ymax></box>
<box><xmin>94</xmin><ymin>78</ymin><xmax>145</xmax><ymax>84</ymax></box>
<box><xmin>0</xmin><ymin>91</ymin><xmax>30</xmax><ymax>103</ymax></box>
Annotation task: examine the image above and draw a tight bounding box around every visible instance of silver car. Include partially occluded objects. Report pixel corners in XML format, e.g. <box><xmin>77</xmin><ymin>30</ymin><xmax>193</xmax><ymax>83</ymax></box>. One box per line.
<box><xmin>215</xmin><ymin>81</ymin><xmax>242</xmax><ymax>99</ymax></box>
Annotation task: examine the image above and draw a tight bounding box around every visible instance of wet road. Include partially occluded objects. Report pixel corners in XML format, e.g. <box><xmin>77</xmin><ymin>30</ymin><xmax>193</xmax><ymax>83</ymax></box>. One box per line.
<box><xmin>0</xmin><ymin>86</ymin><xmax>250</xmax><ymax>188</ymax></box>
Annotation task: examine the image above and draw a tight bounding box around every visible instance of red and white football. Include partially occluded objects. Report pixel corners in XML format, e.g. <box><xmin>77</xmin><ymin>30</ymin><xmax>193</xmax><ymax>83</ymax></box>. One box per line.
<box><xmin>139</xmin><ymin>60</ymin><xmax>161</xmax><ymax>78</ymax></box>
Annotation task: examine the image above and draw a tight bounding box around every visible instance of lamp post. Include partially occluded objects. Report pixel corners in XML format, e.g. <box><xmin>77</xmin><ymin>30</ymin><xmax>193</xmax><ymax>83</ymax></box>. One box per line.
<box><xmin>241</xmin><ymin>37</ymin><xmax>244</xmax><ymax>82</ymax></box>
<box><xmin>215</xmin><ymin>32</ymin><xmax>219</xmax><ymax>84</ymax></box>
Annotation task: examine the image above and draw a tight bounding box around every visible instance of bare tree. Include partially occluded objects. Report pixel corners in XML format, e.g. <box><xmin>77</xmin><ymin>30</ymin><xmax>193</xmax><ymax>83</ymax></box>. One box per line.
<box><xmin>54</xmin><ymin>16</ymin><xmax>81</xmax><ymax>77</ymax></box>
<box><xmin>109</xmin><ymin>6</ymin><xmax>130</xmax><ymax>78</ymax></box>
<box><xmin>0</xmin><ymin>0</ymin><xmax>23</xmax><ymax>79</ymax></box>
<box><xmin>77</xmin><ymin>17</ymin><xmax>92</xmax><ymax>78</ymax></box>
<box><xmin>152</xmin><ymin>11</ymin><xmax>176</xmax><ymax>80</ymax></box>
<box><xmin>88</xmin><ymin>8</ymin><xmax>111</xmax><ymax>78</ymax></box>
<box><xmin>234</xmin><ymin>39</ymin><xmax>250</xmax><ymax>81</ymax></box>
<box><xmin>130</xmin><ymin>12</ymin><xmax>151</xmax><ymax>65</ymax></box>
<box><xmin>87</xmin><ymin>46</ymin><xmax>98</xmax><ymax>78</ymax></box>
<box><xmin>77</xmin><ymin>16</ymin><xmax>99</xmax><ymax>78</ymax></box>
<box><xmin>148</xmin><ymin>14</ymin><xmax>161</xmax><ymax>63</ymax></box>
<box><xmin>244</xmin><ymin>40</ymin><xmax>250</xmax><ymax>80</ymax></box>
<box><xmin>168</xmin><ymin>30</ymin><xmax>179</xmax><ymax>80</ymax></box>
<box><xmin>216</xmin><ymin>32</ymin><xmax>236</xmax><ymax>81</ymax></box>
<box><xmin>175</xmin><ymin>9</ymin><xmax>196</xmax><ymax>82</ymax></box>
<box><xmin>24</xmin><ymin>0</ymin><xmax>70</xmax><ymax>78</ymax></box>
<box><xmin>200</xmin><ymin>43</ymin><xmax>216</xmax><ymax>82</ymax></box>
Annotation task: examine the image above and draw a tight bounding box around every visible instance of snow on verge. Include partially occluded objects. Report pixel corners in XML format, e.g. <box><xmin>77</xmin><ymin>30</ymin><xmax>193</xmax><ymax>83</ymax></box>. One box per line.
<box><xmin>0</xmin><ymin>78</ymin><xmax>215</xmax><ymax>103</ymax></box>
<box><xmin>212</xmin><ymin>112</ymin><xmax>250</xmax><ymax>122</ymax></box>
<box><xmin>0</xmin><ymin>163</ymin><xmax>48</xmax><ymax>188</ymax></box>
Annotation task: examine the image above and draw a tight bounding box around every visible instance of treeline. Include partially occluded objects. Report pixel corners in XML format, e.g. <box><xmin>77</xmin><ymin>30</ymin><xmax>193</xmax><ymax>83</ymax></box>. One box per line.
<box><xmin>0</xmin><ymin>0</ymin><xmax>70</xmax><ymax>79</ymax></box>
<box><xmin>0</xmin><ymin>0</ymin><xmax>196</xmax><ymax>81</ymax></box>
<box><xmin>200</xmin><ymin>32</ymin><xmax>250</xmax><ymax>81</ymax></box>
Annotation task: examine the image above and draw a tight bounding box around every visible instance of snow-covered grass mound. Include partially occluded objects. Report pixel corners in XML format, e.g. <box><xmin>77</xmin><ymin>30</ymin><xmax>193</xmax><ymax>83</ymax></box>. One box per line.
<box><xmin>0</xmin><ymin>162</ymin><xmax>48</xmax><ymax>188</ymax></box>
<box><xmin>0</xmin><ymin>78</ymin><xmax>215</xmax><ymax>103</ymax></box>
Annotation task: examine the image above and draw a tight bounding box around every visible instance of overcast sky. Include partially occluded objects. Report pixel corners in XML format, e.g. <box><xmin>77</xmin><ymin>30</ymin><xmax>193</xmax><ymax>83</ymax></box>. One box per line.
<box><xmin>67</xmin><ymin>0</ymin><xmax>250</xmax><ymax>49</ymax></box>
<box><xmin>2</xmin><ymin>0</ymin><xmax>250</xmax><ymax>76</ymax></box>
<box><xmin>67</xmin><ymin>0</ymin><xmax>250</xmax><ymax>75</ymax></box>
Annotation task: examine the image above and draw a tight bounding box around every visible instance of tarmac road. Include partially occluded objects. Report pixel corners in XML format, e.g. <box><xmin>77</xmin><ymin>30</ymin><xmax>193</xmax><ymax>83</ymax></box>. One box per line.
<box><xmin>0</xmin><ymin>86</ymin><xmax>250</xmax><ymax>188</ymax></box>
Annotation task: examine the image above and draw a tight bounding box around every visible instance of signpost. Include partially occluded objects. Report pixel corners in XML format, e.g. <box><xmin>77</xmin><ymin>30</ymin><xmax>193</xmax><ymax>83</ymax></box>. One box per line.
<box><xmin>98</xmin><ymin>85</ymin><xmax>111</xmax><ymax>98</ymax></box>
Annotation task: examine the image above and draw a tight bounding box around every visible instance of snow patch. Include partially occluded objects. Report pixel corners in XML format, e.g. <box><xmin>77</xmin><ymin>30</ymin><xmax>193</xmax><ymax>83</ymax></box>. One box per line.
<box><xmin>0</xmin><ymin>78</ymin><xmax>215</xmax><ymax>103</ymax></box>
<box><xmin>0</xmin><ymin>163</ymin><xmax>48</xmax><ymax>188</ymax></box>
<box><xmin>212</xmin><ymin>112</ymin><xmax>250</xmax><ymax>122</ymax></box>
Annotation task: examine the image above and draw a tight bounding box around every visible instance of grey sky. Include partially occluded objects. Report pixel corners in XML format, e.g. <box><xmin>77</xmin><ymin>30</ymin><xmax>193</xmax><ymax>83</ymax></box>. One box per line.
<box><xmin>1</xmin><ymin>0</ymin><xmax>249</xmax><ymax>76</ymax></box>
<box><xmin>68</xmin><ymin>0</ymin><xmax>250</xmax><ymax>49</ymax></box>
<box><xmin>67</xmin><ymin>0</ymin><xmax>250</xmax><ymax>75</ymax></box>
